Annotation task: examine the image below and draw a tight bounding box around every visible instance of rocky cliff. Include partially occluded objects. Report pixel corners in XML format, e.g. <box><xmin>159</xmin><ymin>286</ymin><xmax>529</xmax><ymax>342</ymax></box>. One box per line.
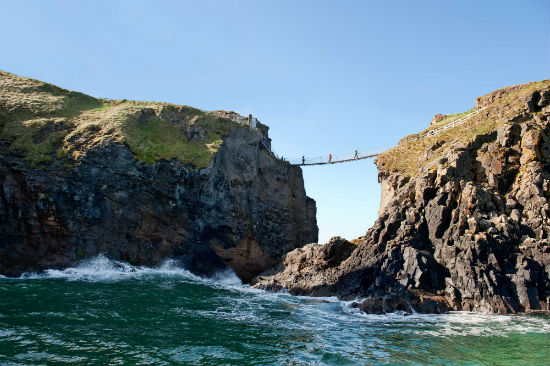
<box><xmin>0</xmin><ymin>71</ymin><xmax>318</xmax><ymax>281</ymax></box>
<box><xmin>254</xmin><ymin>80</ymin><xmax>550</xmax><ymax>314</ymax></box>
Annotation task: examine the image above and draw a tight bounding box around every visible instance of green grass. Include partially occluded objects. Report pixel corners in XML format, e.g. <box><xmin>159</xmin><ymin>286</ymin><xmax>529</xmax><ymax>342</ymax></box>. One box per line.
<box><xmin>377</xmin><ymin>80</ymin><xmax>550</xmax><ymax>176</ymax></box>
<box><xmin>1</xmin><ymin>117</ymin><xmax>71</xmax><ymax>165</ymax></box>
<box><xmin>122</xmin><ymin>112</ymin><xmax>237</xmax><ymax>168</ymax></box>
<box><xmin>0</xmin><ymin>70</ymin><xmax>243</xmax><ymax>168</ymax></box>
<box><xmin>429</xmin><ymin>107</ymin><xmax>476</xmax><ymax>129</ymax></box>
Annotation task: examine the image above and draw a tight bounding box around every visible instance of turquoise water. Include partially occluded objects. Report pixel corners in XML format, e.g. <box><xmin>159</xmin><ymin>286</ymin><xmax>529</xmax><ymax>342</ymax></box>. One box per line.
<box><xmin>0</xmin><ymin>256</ymin><xmax>548</xmax><ymax>366</ymax></box>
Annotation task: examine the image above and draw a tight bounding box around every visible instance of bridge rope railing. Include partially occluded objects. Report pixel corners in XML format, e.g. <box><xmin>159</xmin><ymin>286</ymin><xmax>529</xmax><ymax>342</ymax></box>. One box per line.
<box><xmin>260</xmin><ymin>106</ymin><xmax>484</xmax><ymax>167</ymax></box>
<box><xmin>288</xmin><ymin>148</ymin><xmax>388</xmax><ymax>166</ymax></box>
<box><xmin>261</xmin><ymin>138</ymin><xmax>387</xmax><ymax>166</ymax></box>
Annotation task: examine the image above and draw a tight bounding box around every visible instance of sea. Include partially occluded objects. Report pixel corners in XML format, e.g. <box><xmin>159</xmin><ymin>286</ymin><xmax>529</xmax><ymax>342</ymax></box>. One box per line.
<box><xmin>0</xmin><ymin>255</ymin><xmax>548</xmax><ymax>366</ymax></box>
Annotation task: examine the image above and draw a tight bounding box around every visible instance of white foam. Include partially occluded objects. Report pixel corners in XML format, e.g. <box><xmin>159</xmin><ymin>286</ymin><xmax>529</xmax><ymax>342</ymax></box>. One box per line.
<box><xmin>17</xmin><ymin>254</ymin><xmax>201</xmax><ymax>282</ymax></box>
<box><xmin>11</xmin><ymin>255</ymin><xmax>256</xmax><ymax>291</ymax></box>
<box><xmin>241</xmin><ymin>289</ymin><xmax>550</xmax><ymax>337</ymax></box>
<box><xmin>206</xmin><ymin>269</ymin><xmax>243</xmax><ymax>286</ymax></box>
<box><xmin>6</xmin><ymin>256</ymin><xmax>550</xmax><ymax>338</ymax></box>
<box><xmin>336</xmin><ymin>300</ymin><xmax>550</xmax><ymax>336</ymax></box>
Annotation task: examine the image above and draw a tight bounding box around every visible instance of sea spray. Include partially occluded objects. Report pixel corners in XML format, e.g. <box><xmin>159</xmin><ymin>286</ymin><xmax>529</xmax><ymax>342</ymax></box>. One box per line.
<box><xmin>17</xmin><ymin>254</ymin><xmax>202</xmax><ymax>282</ymax></box>
<box><xmin>1</xmin><ymin>257</ymin><xmax>548</xmax><ymax>365</ymax></box>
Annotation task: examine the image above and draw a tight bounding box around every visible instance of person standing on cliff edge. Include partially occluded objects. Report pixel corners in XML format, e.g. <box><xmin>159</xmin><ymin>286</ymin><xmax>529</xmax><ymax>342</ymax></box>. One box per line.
<box><xmin>328</xmin><ymin>153</ymin><xmax>332</xmax><ymax>163</ymax></box>
<box><xmin>302</xmin><ymin>156</ymin><xmax>305</xmax><ymax>165</ymax></box>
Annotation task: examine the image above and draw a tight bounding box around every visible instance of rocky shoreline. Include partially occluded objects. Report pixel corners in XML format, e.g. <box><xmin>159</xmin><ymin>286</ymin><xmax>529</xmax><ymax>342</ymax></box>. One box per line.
<box><xmin>2</xmin><ymin>71</ymin><xmax>549</xmax><ymax>315</ymax></box>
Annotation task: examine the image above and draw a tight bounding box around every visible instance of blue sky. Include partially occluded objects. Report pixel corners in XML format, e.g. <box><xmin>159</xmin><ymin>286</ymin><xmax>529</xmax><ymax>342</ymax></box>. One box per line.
<box><xmin>1</xmin><ymin>0</ymin><xmax>548</xmax><ymax>242</ymax></box>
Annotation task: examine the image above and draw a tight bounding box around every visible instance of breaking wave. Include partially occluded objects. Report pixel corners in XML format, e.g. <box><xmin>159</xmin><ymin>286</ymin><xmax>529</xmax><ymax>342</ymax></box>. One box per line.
<box><xmin>7</xmin><ymin>255</ymin><xmax>550</xmax><ymax>338</ymax></box>
<box><xmin>16</xmin><ymin>254</ymin><xmax>243</xmax><ymax>285</ymax></box>
<box><xmin>1</xmin><ymin>256</ymin><xmax>549</xmax><ymax>365</ymax></box>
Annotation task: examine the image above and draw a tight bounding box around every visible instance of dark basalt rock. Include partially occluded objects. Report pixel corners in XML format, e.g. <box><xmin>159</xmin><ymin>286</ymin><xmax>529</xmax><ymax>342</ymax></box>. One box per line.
<box><xmin>254</xmin><ymin>82</ymin><xmax>550</xmax><ymax>314</ymax></box>
<box><xmin>350</xmin><ymin>292</ymin><xmax>450</xmax><ymax>315</ymax></box>
<box><xmin>0</xmin><ymin>125</ymin><xmax>318</xmax><ymax>282</ymax></box>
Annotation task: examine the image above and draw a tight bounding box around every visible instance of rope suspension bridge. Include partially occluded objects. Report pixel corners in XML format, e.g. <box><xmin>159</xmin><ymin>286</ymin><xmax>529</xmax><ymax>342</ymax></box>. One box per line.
<box><xmin>261</xmin><ymin>107</ymin><xmax>484</xmax><ymax>167</ymax></box>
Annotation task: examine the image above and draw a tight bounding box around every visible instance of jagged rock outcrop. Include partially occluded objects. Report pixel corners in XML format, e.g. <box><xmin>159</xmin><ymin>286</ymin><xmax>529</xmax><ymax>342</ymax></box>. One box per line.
<box><xmin>0</xmin><ymin>71</ymin><xmax>318</xmax><ymax>281</ymax></box>
<box><xmin>256</xmin><ymin>237</ymin><xmax>356</xmax><ymax>295</ymax></box>
<box><xmin>254</xmin><ymin>81</ymin><xmax>550</xmax><ymax>314</ymax></box>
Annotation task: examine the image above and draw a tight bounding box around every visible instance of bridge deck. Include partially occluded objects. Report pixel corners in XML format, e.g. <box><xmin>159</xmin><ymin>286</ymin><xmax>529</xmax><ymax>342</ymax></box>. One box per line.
<box><xmin>296</xmin><ymin>153</ymin><xmax>379</xmax><ymax>166</ymax></box>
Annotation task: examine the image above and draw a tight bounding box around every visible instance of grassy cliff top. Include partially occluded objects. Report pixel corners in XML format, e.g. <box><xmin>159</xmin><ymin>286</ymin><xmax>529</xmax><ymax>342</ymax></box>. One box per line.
<box><xmin>376</xmin><ymin>80</ymin><xmax>550</xmax><ymax>177</ymax></box>
<box><xmin>0</xmin><ymin>70</ymin><xmax>245</xmax><ymax>168</ymax></box>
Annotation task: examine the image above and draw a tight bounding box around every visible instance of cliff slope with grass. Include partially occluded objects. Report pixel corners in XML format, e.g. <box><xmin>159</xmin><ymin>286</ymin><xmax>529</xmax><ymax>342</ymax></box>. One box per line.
<box><xmin>255</xmin><ymin>80</ymin><xmax>550</xmax><ymax>314</ymax></box>
<box><xmin>0</xmin><ymin>71</ymin><xmax>318</xmax><ymax>281</ymax></box>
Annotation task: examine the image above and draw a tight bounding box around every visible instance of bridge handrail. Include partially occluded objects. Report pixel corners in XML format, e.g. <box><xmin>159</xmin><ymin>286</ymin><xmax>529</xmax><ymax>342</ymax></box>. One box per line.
<box><xmin>413</xmin><ymin>107</ymin><xmax>484</xmax><ymax>140</ymax></box>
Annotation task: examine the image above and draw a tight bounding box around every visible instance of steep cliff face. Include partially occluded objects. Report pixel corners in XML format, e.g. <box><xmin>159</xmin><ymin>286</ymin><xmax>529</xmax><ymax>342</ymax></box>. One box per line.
<box><xmin>255</xmin><ymin>81</ymin><xmax>550</xmax><ymax>314</ymax></box>
<box><xmin>0</xmin><ymin>71</ymin><xmax>318</xmax><ymax>281</ymax></box>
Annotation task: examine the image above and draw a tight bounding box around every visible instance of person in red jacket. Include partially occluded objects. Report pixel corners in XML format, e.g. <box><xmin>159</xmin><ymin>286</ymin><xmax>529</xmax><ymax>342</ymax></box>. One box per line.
<box><xmin>328</xmin><ymin>153</ymin><xmax>332</xmax><ymax>163</ymax></box>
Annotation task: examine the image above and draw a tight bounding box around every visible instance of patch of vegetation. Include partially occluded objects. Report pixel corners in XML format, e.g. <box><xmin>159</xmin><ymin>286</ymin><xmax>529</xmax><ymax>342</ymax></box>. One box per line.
<box><xmin>76</xmin><ymin>247</ymin><xmax>85</xmax><ymax>260</ymax></box>
<box><xmin>2</xmin><ymin>117</ymin><xmax>70</xmax><ymax>165</ymax></box>
<box><xmin>0</xmin><ymin>70</ymin><xmax>243</xmax><ymax>168</ymax></box>
<box><xmin>349</xmin><ymin>238</ymin><xmax>362</xmax><ymax>246</ymax></box>
<box><xmin>377</xmin><ymin>80</ymin><xmax>550</xmax><ymax>177</ymax></box>
<box><xmin>430</xmin><ymin>108</ymin><xmax>476</xmax><ymax>129</ymax></box>
<box><xmin>121</xmin><ymin>112</ymin><xmax>237</xmax><ymax>169</ymax></box>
